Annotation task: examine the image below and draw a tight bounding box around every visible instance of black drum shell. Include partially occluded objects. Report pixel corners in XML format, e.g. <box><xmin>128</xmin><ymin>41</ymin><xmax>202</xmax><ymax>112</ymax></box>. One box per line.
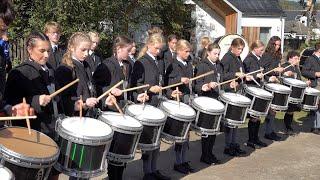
<box><xmin>162</xmin><ymin>116</ymin><xmax>191</xmax><ymax>140</ymax></box>
<box><xmin>3</xmin><ymin>161</ymin><xmax>50</xmax><ymax>180</ymax></box>
<box><xmin>139</xmin><ymin>125</ymin><xmax>162</xmax><ymax>145</ymax></box>
<box><xmin>246</xmin><ymin>93</ymin><xmax>271</xmax><ymax>116</ymax></box>
<box><xmin>290</xmin><ymin>86</ymin><xmax>304</xmax><ymax>99</ymax></box>
<box><xmin>303</xmin><ymin>94</ymin><xmax>317</xmax><ymax>106</ymax></box>
<box><xmin>108</xmin><ymin>131</ymin><xmax>140</xmax><ymax>156</ymax></box>
<box><xmin>193</xmin><ymin>112</ymin><xmax>221</xmax><ymax>130</ymax></box>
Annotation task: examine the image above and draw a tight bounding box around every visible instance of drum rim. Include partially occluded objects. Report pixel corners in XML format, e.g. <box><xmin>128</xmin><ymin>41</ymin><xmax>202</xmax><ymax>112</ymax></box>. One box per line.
<box><xmin>0</xmin><ymin>126</ymin><xmax>59</xmax><ymax>166</ymax></box>
<box><xmin>283</xmin><ymin>78</ymin><xmax>308</xmax><ymax>88</ymax></box>
<box><xmin>0</xmin><ymin>165</ymin><xmax>14</xmax><ymax>179</ymax></box>
<box><xmin>159</xmin><ymin>100</ymin><xmax>196</xmax><ymax>120</ymax></box>
<box><xmin>57</xmin><ymin>117</ymin><xmax>114</xmax><ymax>145</ymax></box>
<box><xmin>305</xmin><ymin>87</ymin><xmax>320</xmax><ymax>96</ymax></box>
<box><xmin>99</xmin><ymin>112</ymin><xmax>143</xmax><ymax>132</ymax></box>
<box><xmin>245</xmin><ymin>86</ymin><xmax>273</xmax><ymax>100</ymax></box>
<box><xmin>54</xmin><ymin>162</ymin><xmax>106</xmax><ymax>178</ymax></box>
<box><xmin>191</xmin><ymin>97</ymin><xmax>225</xmax><ymax>114</ymax></box>
<box><xmin>125</xmin><ymin>104</ymin><xmax>167</xmax><ymax>125</ymax></box>
<box><xmin>219</xmin><ymin>92</ymin><xmax>251</xmax><ymax>106</ymax></box>
<box><xmin>265</xmin><ymin>83</ymin><xmax>292</xmax><ymax>94</ymax></box>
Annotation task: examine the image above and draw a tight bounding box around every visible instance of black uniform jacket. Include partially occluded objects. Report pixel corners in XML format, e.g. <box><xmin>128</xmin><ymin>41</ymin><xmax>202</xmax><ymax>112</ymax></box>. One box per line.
<box><xmin>93</xmin><ymin>56</ymin><xmax>131</xmax><ymax>111</ymax></box>
<box><xmin>259</xmin><ymin>52</ymin><xmax>282</xmax><ymax>82</ymax></box>
<box><xmin>86</xmin><ymin>52</ymin><xmax>101</xmax><ymax>74</ymax></box>
<box><xmin>5</xmin><ymin>60</ymin><xmax>55</xmax><ymax>130</ymax></box>
<box><xmin>48</xmin><ymin>45</ymin><xmax>65</xmax><ymax>70</ymax></box>
<box><xmin>165</xmin><ymin>58</ymin><xmax>193</xmax><ymax>102</ymax></box>
<box><xmin>301</xmin><ymin>54</ymin><xmax>320</xmax><ymax>88</ymax></box>
<box><xmin>194</xmin><ymin>58</ymin><xmax>224</xmax><ymax>99</ymax></box>
<box><xmin>131</xmin><ymin>53</ymin><xmax>165</xmax><ymax>106</ymax></box>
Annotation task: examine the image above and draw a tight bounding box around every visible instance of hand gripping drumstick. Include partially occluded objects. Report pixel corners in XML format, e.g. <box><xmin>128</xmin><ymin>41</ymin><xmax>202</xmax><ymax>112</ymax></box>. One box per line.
<box><xmin>23</xmin><ymin>98</ymin><xmax>31</xmax><ymax>135</ymax></box>
<box><xmin>79</xmin><ymin>95</ymin><xmax>83</xmax><ymax>119</ymax></box>
<box><xmin>109</xmin><ymin>93</ymin><xmax>124</xmax><ymax>116</ymax></box>
<box><xmin>161</xmin><ymin>71</ymin><xmax>214</xmax><ymax>90</ymax></box>
<box><xmin>49</xmin><ymin>79</ymin><xmax>79</xmax><ymax>98</ymax></box>
<box><xmin>97</xmin><ymin>80</ymin><xmax>124</xmax><ymax>101</ymax></box>
<box><xmin>262</xmin><ymin>63</ymin><xmax>293</xmax><ymax>76</ymax></box>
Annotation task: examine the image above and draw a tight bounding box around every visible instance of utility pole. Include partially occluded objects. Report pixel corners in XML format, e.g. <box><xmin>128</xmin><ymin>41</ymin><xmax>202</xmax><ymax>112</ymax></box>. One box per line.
<box><xmin>305</xmin><ymin>0</ymin><xmax>317</xmax><ymax>45</ymax></box>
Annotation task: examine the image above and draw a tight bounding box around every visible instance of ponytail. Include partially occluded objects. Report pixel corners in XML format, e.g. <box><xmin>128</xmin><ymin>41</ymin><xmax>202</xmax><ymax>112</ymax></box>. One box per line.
<box><xmin>137</xmin><ymin>45</ymin><xmax>148</xmax><ymax>60</ymax></box>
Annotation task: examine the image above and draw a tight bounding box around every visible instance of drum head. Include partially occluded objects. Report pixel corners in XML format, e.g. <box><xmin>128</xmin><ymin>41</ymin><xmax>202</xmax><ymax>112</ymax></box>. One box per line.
<box><xmin>160</xmin><ymin>100</ymin><xmax>196</xmax><ymax>120</ymax></box>
<box><xmin>265</xmin><ymin>83</ymin><xmax>292</xmax><ymax>94</ymax></box>
<box><xmin>126</xmin><ymin>104</ymin><xmax>166</xmax><ymax>123</ymax></box>
<box><xmin>100</xmin><ymin>112</ymin><xmax>143</xmax><ymax>131</ymax></box>
<box><xmin>246</xmin><ymin>86</ymin><xmax>273</xmax><ymax>99</ymax></box>
<box><xmin>0</xmin><ymin>166</ymin><xmax>13</xmax><ymax>180</ymax></box>
<box><xmin>61</xmin><ymin>117</ymin><xmax>113</xmax><ymax>137</ymax></box>
<box><xmin>220</xmin><ymin>92</ymin><xmax>251</xmax><ymax>106</ymax></box>
<box><xmin>0</xmin><ymin>127</ymin><xmax>59</xmax><ymax>159</ymax></box>
<box><xmin>305</xmin><ymin>87</ymin><xmax>320</xmax><ymax>96</ymax></box>
<box><xmin>192</xmin><ymin>96</ymin><xmax>225</xmax><ymax>113</ymax></box>
<box><xmin>283</xmin><ymin>78</ymin><xmax>307</xmax><ymax>88</ymax></box>
<box><xmin>216</xmin><ymin>34</ymin><xmax>249</xmax><ymax>60</ymax></box>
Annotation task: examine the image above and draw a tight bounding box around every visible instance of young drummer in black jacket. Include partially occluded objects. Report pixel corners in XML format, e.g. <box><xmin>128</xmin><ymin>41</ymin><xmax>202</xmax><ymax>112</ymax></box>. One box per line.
<box><xmin>282</xmin><ymin>51</ymin><xmax>307</xmax><ymax>135</ymax></box>
<box><xmin>194</xmin><ymin>43</ymin><xmax>223</xmax><ymax>164</ymax></box>
<box><xmin>221</xmin><ymin>38</ymin><xmax>250</xmax><ymax>156</ymax></box>
<box><xmin>243</xmin><ymin>40</ymin><xmax>268</xmax><ymax>149</ymax></box>
<box><xmin>86</xmin><ymin>31</ymin><xmax>101</xmax><ymax>74</ymax></box>
<box><xmin>131</xmin><ymin>33</ymin><xmax>170</xmax><ymax>180</ymax></box>
<box><xmin>301</xmin><ymin>42</ymin><xmax>320</xmax><ymax>135</ymax></box>
<box><xmin>165</xmin><ymin>39</ymin><xmax>194</xmax><ymax>174</ymax></box>
<box><xmin>259</xmin><ymin>36</ymin><xmax>284</xmax><ymax>141</ymax></box>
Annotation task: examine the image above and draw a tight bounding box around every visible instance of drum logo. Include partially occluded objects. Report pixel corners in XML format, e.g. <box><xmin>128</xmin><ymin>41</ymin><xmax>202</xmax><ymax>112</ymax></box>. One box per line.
<box><xmin>36</xmin><ymin>168</ymin><xmax>45</xmax><ymax>180</ymax></box>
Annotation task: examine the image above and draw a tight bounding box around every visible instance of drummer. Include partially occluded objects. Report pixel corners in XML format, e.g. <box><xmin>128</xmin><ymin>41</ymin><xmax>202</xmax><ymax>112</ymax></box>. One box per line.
<box><xmin>282</xmin><ymin>51</ymin><xmax>306</xmax><ymax>135</ymax></box>
<box><xmin>243</xmin><ymin>40</ymin><xmax>268</xmax><ymax>149</ymax></box>
<box><xmin>131</xmin><ymin>33</ymin><xmax>170</xmax><ymax>180</ymax></box>
<box><xmin>301</xmin><ymin>42</ymin><xmax>320</xmax><ymax>135</ymax></box>
<box><xmin>93</xmin><ymin>35</ymin><xmax>147</xmax><ymax>180</ymax></box>
<box><xmin>194</xmin><ymin>42</ymin><xmax>224</xmax><ymax>164</ymax></box>
<box><xmin>220</xmin><ymin>38</ymin><xmax>249</xmax><ymax>156</ymax></box>
<box><xmin>259</xmin><ymin>36</ymin><xmax>284</xmax><ymax>141</ymax></box>
<box><xmin>164</xmin><ymin>39</ymin><xmax>194</xmax><ymax>174</ymax></box>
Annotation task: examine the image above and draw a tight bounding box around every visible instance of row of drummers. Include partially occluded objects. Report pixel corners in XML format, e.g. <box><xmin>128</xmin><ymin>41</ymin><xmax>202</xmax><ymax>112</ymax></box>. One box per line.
<box><xmin>0</xmin><ymin>34</ymin><xmax>319</xmax><ymax>180</ymax></box>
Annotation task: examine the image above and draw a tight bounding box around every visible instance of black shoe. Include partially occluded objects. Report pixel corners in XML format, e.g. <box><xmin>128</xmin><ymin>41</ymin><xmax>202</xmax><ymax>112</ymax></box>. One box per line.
<box><xmin>265</xmin><ymin>133</ymin><xmax>281</xmax><ymax>141</ymax></box>
<box><xmin>311</xmin><ymin>128</ymin><xmax>320</xmax><ymax>135</ymax></box>
<box><xmin>233</xmin><ymin>144</ymin><xmax>246</xmax><ymax>155</ymax></box>
<box><xmin>223</xmin><ymin>147</ymin><xmax>237</xmax><ymax>156</ymax></box>
<box><xmin>246</xmin><ymin>141</ymin><xmax>256</xmax><ymax>149</ymax></box>
<box><xmin>200</xmin><ymin>155</ymin><xmax>213</xmax><ymax>165</ymax></box>
<box><xmin>254</xmin><ymin>139</ymin><xmax>268</xmax><ymax>147</ymax></box>
<box><xmin>153</xmin><ymin>170</ymin><xmax>171</xmax><ymax>180</ymax></box>
<box><xmin>173</xmin><ymin>164</ymin><xmax>189</xmax><ymax>174</ymax></box>
<box><xmin>271</xmin><ymin>132</ymin><xmax>281</xmax><ymax>141</ymax></box>
<box><xmin>210</xmin><ymin>154</ymin><xmax>221</xmax><ymax>164</ymax></box>
<box><xmin>143</xmin><ymin>173</ymin><xmax>156</xmax><ymax>180</ymax></box>
<box><xmin>182</xmin><ymin>162</ymin><xmax>195</xmax><ymax>173</ymax></box>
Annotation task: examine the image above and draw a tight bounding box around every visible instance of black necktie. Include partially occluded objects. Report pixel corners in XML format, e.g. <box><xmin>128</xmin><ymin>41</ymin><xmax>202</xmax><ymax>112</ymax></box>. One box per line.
<box><xmin>53</xmin><ymin>46</ymin><xmax>57</xmax><ymax>53</ymax></box>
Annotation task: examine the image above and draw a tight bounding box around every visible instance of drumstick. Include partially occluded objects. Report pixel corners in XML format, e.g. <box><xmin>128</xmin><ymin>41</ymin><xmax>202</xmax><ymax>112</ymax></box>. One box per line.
<box><xmin>142</xmin><ymin>90</ymin><xmax>147</xmax><ymax>110</ymax></box>
<box><xmin>0</xmin><ymin>116</ymin><xmax>37</xmax><ymax>121</ymax></box>
<box><xmin>49</xmin><ymin>79</ymin><xmax>79</xmax><ymax>98</ymax></box>
<box><xmin>97</xmin><ymin>80</ymin><xmax>124</xmax><ymax>101</ymax></box>
<box><xmin>110</xmin><ymin>93</ymin><xmax>124</xmax><ymax>116</ymax></box>
<box><xmin>79</xmin><ymin>95</ymin><xmax>83</xmax><ymax>119</ymax></box>
<box><xmin>217</xmin><ymin>69</ymin><xmax>264</xmax><ymax>86</ymax></box>
<box><xmin>121</xmin><ymin>84</ymin><xmax>150</xmax><ymax>93</ymax></box>
<box><xmin>262</xmin><ymin>64</ymin><xmax>293</xmax><ymax>76</ymax></box>
<box><xmin>176</xmin><ymin>87</ymin><xmax>180</xmax><ymax>108</ymax></box>
<box><xmin>161</xmin><ymin>71</ymin><xmax>214</xmax><ymax>90</ymax></box>
<box><xmin>23</xmin><ymin>98</ymin><xmax>31</xmax><ymax>135</ymax></box>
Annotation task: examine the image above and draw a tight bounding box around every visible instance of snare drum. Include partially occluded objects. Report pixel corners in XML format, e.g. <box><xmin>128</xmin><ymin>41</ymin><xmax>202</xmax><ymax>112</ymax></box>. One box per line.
<box><xmin>191</xmin><ymin>96</ymin><xmax>225</xmax><ymax>135</ymax></box>
<box><xmin>302</xmin><ymin>87</ymin><xmax>320</xmax><ymax>110</ymax></box>
<box><xmin>159</xmin><ymin>100</ymin><xmax>196</xmax><ymax>142</ymax></box>
<box><xmin>125</xmin><ymin>104</ymin><xmax>167</xmax><ymax>151</ymax></box>
<box><xmin>0</xmin><ymin>127</ymin><xmax>59</xmax><ymax>180</ymax></box>
<box><xmin>264</xmin><ymin>83</ymin><xmax>292</xmax><ymax>111</ymax></box>
<box><xmin>55</xmin><ymin>117</ymin><xmax>113</xmax><ymax>178</ymax></box>
<box><xmin>0</xmin><ymin>165</ymin><xmax>14</xmax><ymax>180</ymax></box>
<box><xmin>283</xmin><ymin>78</ymin><xmax>307</xmax><ymax>104</ymax></box>
<box><xmin>99</xmin><ymin>112</ymin><xmax>143</xmax><ymax>164</ymax></box>
<box><xmin>219</xmin><ymin>92</ymin><xmax>251</xmax><ymax>126</ymax></box>
<box><xmin>244</xmin><ymin>86</ymin><xmax>273</xmax><ymax>117</ymax></box>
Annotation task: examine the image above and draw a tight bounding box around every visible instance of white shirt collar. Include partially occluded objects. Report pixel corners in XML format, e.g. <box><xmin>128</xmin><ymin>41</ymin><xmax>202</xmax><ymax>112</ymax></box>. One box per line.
<box><xmin>147</xmin><ymin>51</ymin><xmax>156</xmax><ymax>61</ymax></box>
<box><xmin>89</xmin><ymin>50</ymin><xmax>94</xmax><ymax>55</ymax></box>
<box><xmin>252</xmin><ymin>51</ymin><xmax>260</xmax><ymax>60</ymax></box>
<box><xmin>177</xmin><ymin>56</ymin><xmax>187</xmax><ymax>66</ymax></box>
<box><xmin>72</xmin><ymin>56</ymin><xmax>83</xmax><ymax>65</ymax></box>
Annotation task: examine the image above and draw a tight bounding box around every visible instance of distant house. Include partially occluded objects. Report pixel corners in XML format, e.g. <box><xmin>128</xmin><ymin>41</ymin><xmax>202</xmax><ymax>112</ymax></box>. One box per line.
<box><xmin>185</xmin><ymin>0</ymin><xmax>286</xmax><ymax>54</ymax></box>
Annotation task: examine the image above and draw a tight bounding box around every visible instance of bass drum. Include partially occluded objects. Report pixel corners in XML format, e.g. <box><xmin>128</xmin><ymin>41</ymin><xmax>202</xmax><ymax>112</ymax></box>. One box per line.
<box><xmin>215</xmin><ymin>34</ymin><xmax>249</xmax><ymax>60</ymax></box>
<box><xmin>300</xmin><ymin>47</ymin><xmax>315</xmax><ymax>68</ymax></box>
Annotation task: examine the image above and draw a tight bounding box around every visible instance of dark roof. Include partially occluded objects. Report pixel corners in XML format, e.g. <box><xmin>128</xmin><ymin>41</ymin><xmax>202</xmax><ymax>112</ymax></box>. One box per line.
<box><xmin>284</xmin><ymin>20</ymin><xmax>308</xmax><ymax>34</ymax></box>
<box><xmin>285</xmin><ymin>10</ymin><xmax>320</xmax><ymax>21</ymax></box>
<box><xmin>228</xmin><ymin>0</ymin><xmax>285</xmax><ymax>17</ymax></box>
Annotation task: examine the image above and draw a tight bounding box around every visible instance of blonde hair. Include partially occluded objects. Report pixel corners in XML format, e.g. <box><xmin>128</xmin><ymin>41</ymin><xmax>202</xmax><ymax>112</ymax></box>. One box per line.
<box><xmin>62</xmin><ymin>32</ymin><xmax>91</xmax><ymax>68</ymax></box>
<box><xmin>200</xmin><ymin>36</ymin><xmax>211</xmax><ymax>49</ymax></box>
<box><xmin>87</xmin><ymin>31</ymin><xmax>99</xmax><ymax>40</ymax></box>
<box><xmin>176</xmin><ymin>39</ymin><xmax>192</xmax><ymax>52</ymax></box>
<box><xmin>44</xmin><ymin>21</ymin><xmax>61</xmax><ymax>33</ymax></box>
<box><xmin>138</xmin><ymin>33</ymin><xmax>164</xmax><ymax>59</ymax></box>
<box><xmin>147</xmin><ymin>26</ymin><xmax>163</xmax><ymax>36</ymax></box>
<box><xmin>250</xmin><ymin>40</ymin><xmax>264</xmax><ymax>51</ymax></box>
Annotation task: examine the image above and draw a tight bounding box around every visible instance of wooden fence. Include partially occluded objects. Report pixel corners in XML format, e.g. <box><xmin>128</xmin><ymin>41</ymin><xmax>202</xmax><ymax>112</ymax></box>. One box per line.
<box><xmin>9</xmin><ymin>38</ymin><xmax>28</xmax><ymax>66</ymax></box>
